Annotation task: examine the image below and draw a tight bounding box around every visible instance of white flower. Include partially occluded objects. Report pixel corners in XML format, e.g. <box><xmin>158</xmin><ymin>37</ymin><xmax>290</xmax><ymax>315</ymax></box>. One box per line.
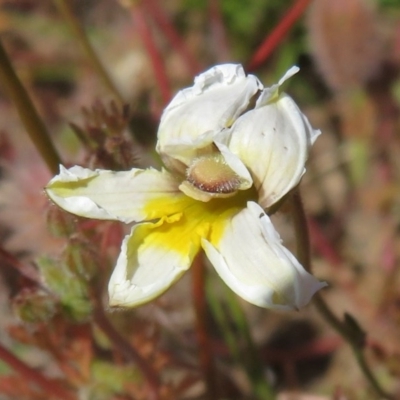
<box><xmin>45</xmin><ymin>64</ymin><xmax>326</xmax><ymax>310</ymax></box>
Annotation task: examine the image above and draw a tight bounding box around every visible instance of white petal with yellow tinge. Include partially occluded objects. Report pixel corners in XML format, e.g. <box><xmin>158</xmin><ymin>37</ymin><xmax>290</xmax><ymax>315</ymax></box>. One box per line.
<box><xmin>45</xmin><ymin>165</ymin><xmax>186</xmax><ymax>223</ymax></box>
<box><xmin>202</xmin><ymin>202</ymin><xmax>327</xmax><ymax>310</ymax></box>
<box><xmin>108</xmin><ymin>214</ymin><xmax>200</xmax><ymax>307</ymax></box>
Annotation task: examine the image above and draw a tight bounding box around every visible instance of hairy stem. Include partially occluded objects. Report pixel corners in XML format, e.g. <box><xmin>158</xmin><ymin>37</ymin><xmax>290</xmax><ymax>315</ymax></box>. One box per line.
<box><xmin>290</xmin><ymin>190</ymin><xmax>392</xmax><ymax>399</ymax></box>
<box><xmin>0</xmin><ymin>41</ymin><xmax>61</xmax><ymax>174</ymax></box>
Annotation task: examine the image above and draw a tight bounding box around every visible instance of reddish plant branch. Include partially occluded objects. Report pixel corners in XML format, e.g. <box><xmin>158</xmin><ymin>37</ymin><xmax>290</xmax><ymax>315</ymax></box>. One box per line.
<box><xmin>191</xmin><ymin>253</ymin><xmax>218</xmax><ymax>398</ymax></box>
<box><xmin>247</xmin><ymin>0</ymin><xmax>312</xmax><ymax>71</ymax></box>
<box><xmin>131</xmin><ymin>3</ymin><xmax>171</xmax><ymax>105</ymax></box>
<box><xmin>0</xmin><ymin>247</ymin><xmax>43</xmax><ymax>286</ymax></box>
<box><xmin>0</xmin><ymin>343</ymin><xmax>76</xmax><ymax>400</ymax></box>
<box><xmin>143</xmin><ymin>0</ymin><xmax>201</xmax><ymax>75</ymax></box>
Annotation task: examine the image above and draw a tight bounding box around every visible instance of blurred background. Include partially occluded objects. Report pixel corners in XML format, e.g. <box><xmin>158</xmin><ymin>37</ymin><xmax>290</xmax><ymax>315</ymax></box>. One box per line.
<box><xmin>0</xmin><ymin>0</ymin><xmax>400</xmax><ymax>399</ymax></box>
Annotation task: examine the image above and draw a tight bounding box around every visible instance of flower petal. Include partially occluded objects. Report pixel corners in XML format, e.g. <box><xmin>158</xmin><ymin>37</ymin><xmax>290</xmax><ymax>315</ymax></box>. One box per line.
<box><xmin>255</xmin><ymin>66</ymin><xmax>300</xmax><ymax>106</ymax></box>
<box><xmin>156</xmin><ymin>64</ymin><xmax>262</xmax><ymax>168</ymax></box>
<box><xmin>108</xmin><ymin>213</ymin><xmax>201</xmax><ymax>307</ymax></box>
<box><xmin>227</xmin><ymin>94</ymin><xmax>320</xmax><ymax>208</ymax></box>
<box><xmin>45</xmin><ymin>165</ymin><xmax>188</xmax><ymax>223</ymax></box>
<box><xmin>202</xmin><ymin>202</ymin><xmax>326</xmax><ymax>310</ymax></box>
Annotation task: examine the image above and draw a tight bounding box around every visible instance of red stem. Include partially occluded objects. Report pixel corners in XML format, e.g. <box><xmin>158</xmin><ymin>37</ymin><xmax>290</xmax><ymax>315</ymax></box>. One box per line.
<box><xmin>191</xmin><ymin>253</ymin><xmax>218</xmax><ymax>398</ymax></box>
<box><xmin>247</xmin><ymin>0</ymin><xmax>312</xmax><ymax>71</ymax></box>
<box><xmin>131</xmin><ymin>4</ymin><xmax>171</xmax><ymax>105</ymax></box>
<box><xmin>143</xmin><ymin>0</ymin><xmax>201</xmax><ymax>75</ymax></box>
<box><xmin>0</xmin><ymin>343</ymin><xmax>76</xmax><ymax>400</ymax></box>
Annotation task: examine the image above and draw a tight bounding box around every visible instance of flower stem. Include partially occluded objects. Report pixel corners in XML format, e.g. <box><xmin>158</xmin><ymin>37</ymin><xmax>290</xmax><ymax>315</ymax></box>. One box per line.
<box><xmin>290</xmin><ymin>190</ymin><xmax>393</xmax><ymax>399</ymax></box>
<box><xmin>247</xmin><ymin>0</ymin><xmax>312</xmax><ymax>71</ymax></box>
<box><xmin>192</xmin><ymin>252</ymin><xmax>219</xmax><ymax>398</ymax></box>
<box><xmin>0</xmin><ymin>40</ymin><xmax>61</xmax><ymax>174</ymax></box>
<box><xmin>0</xmin><ymin>342</ymin><xmax>76</xmax><ymax>400</ymax></box>
<box><xmin>52</xmin><ymin>0</ymin><xmax>124</xmax><ymax>105</ymax></box>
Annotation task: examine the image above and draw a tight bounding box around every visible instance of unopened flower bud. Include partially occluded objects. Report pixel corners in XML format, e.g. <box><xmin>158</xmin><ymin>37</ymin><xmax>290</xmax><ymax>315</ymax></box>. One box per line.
<box><xmin>13</xmin><ymin>288</ymin><xmax>58</xmax><ymax>323</ymax></box>
<box><xmin>36</xmin><ymin>256</ymin><xmax>92</xmax><ymax>321</ymax></box>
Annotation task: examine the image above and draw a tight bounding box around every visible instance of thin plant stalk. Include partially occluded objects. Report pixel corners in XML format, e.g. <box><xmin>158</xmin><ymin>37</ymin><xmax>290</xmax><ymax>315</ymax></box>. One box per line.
<box><xmin>206</xmin><ymin>279</ymin><xmax>241</xmax><ymax>364</ymax></box>
<box><xmin>52</xmin><ymin>0</ymin><xmax>124</xmax><ymax>105</ymax></box>
<box><xmin>143</xmin><ymin>0</ymin><xmax>201</xmax><ymax>75</ymax></box>
<box><xmin>0</xmin><ymin>41</ymin><xmax>61</xmax><ymax>174</ymax></box>
<box><xmin>290</xmin><ymin>190</ymin><xmax>393</xmax><ymax>400</ymax></box>
<box><xmin>192</xmin><ymin>252</ymin><xmax>218</xmax><ymax>398</ymax></box>
<box><xmin>130</xmin><ymin>4</ymin><xmax>171</xmax><ymax>105</ymax></box>
<box><xmin>247</xmin><ymin>0</ymin><xmax>312</xmax><ymax>71</ymax></box>
<box><xmin>0</xmin><ymin>342</ymin><xmax>76</xmax><ymax>400</ymax></box>
<box><xmin>221</xmin><ymin>285</ymin><xmax>275</xmax><ymax>399</ymax></box>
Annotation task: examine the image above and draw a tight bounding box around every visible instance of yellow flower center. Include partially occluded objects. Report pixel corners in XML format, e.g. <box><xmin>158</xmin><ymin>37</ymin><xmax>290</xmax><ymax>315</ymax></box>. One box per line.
<box><xmin>186</xmin><ymin>154</ymin><xmax>241</xmax><ymax>194</ymax></box>
<box><xmin>142</xmin><ymin>185</ymin><xmax>258</xmax><ymax>259</ymax></box>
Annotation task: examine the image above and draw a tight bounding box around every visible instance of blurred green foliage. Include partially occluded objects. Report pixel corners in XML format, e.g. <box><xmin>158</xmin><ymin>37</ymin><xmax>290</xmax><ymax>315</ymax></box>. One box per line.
<box><xmin>88</xmin><ymin>361</ymin><xmax>140</xmax><ymax>399</ymax></box>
